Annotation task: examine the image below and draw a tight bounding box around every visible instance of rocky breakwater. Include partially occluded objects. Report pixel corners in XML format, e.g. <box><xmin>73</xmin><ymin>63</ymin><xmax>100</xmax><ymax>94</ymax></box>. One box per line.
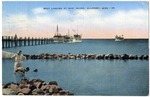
<box><xmin>24</xmin><ymin>53</ymin><xmax>149</xmax><ymax>60</ymax></box>
<box><xmin>2</xmin><ymin>78</ymin><xmax>74</xmax><ymax>95</ymax></box>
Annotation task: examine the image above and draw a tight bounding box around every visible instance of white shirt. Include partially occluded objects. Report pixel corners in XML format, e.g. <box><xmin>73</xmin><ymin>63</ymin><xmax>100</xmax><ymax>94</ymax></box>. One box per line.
<box><xmin>11</xmin><ymin>54</ymin><xmax>26</xmax><ymax>63</ymax></box>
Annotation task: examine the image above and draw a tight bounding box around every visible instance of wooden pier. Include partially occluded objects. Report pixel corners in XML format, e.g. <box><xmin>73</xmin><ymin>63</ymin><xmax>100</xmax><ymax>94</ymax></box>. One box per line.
<box><xmin>2</xmin><ymin>35</ymin><xmax>53</xmax><ymax>48</ymax></box>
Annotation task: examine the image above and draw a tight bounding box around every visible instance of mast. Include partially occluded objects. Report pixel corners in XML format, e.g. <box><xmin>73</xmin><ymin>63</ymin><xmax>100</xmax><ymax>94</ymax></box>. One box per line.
<box><xmin>68</xmin><ymin>29</ymin><xmax>70</xmax><ymax>36</ymax></box>
<box><xmin>76</xmin><ymin>25</ymin><xmax>78</xmax><ymax>35</ymax></box>
<box><xmin>56</xmin><ymin>24</ymin><xmax>59</xmax><ymax>35</ymax></box>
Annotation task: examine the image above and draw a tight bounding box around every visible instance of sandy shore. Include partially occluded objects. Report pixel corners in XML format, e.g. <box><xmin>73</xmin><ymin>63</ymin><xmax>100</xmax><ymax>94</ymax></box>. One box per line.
<box><xmin>2</xmin><ymin>51</ymin><xmax>14</xmax><ymax>58</ymax></box>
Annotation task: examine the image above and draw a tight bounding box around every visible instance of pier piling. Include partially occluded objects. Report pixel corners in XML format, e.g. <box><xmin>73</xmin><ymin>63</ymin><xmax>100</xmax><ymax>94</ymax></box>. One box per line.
<box><xmin>2</xmin><ymin>35</ymin><xmax>53</xmax><ymax>48</ymax></box>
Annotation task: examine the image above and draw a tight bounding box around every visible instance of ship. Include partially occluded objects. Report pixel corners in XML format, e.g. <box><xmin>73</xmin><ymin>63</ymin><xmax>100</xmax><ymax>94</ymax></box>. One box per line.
<box><xmin>52</xmin><ymin>25</ymin><xmax>82</xmax><ymax>43</ymax></box>
<box><xmin>53</xmin><ymin>25</ymin><xmax>64</xmax><ymax>43</ymax></box>
<box><xmin>73</xmin><ymin>34</ymin><xmax>82</xmax><ymax>42</ymax></box>
<box><xmin>115</xmin><ymin>35</ymin><xmax>124</xmax><ymax>41</ymax></box>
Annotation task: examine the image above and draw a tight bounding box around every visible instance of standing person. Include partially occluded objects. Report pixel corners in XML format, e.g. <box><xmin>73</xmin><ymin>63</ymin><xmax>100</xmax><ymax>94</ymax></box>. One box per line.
<box><xmin>11</xmin><ymin>50</ymin><xmax>27</xmax><ymax>74</ymax></box>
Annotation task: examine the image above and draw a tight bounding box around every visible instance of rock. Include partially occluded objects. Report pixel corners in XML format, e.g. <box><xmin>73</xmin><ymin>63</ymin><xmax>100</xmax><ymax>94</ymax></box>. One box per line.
<box><xmin>41</xmin><ymin>84</ymin><xmax>50</xmax><ymax>90</ymax></box>
<box><xmin>33</xmin><ymin>69</ymin><xmax>38</xmax><ymax>72</ymax></box>
<box><xmin>44</xmin><ymin>93</ymin><xmax>50</xmax><ymax>95</ymax></box>
<box><xmin>29</xmin><ymin>84</ymin><xmax>37</xmax><ymax>91</ymax></box>
<box><xmin>3</xmin><ymin>83</ymin><xmax>11</xmax><ymax>88</ymax></box>
<box><xmin>42</xmin><ymin>82</ymin><xmax>48</xmax><ymax>85</ymax></box>
<box><xmin>43</xmin><ymin>89</ymin><xmax>50</xmax><ymax>94</ymax></box>
<box><xmin>19</xmin><ymin>87</ymin><xmax>31</xmax><ymax>95</ymax></box>
<box><xmin>68</xmin><ymin>92</ymin><xmax>74</xmax><ymax>95</ymax></box>
<box><xmin>57</xmin><ymin>87</ymin><xmax>63</xmax><ymax>91</ymax></box>
<box><xmin>10</xmin><ymin>83</ymin><xmax>19</xmax><ymax>91</ymax></box>
<box><xmin>18</xmin><ymin>92</ymin><xmax>24</xmax><ymax>95</ymax></box>
<box><xmin>32</xmin><ymin>89</ymin><xmax>38</xmax><ymax>95</ymax></box>
<box><xmin>19</xmin><ymin>85</ymin><xmax>28</xmax><ymax>89</ymax></box>
<box><xmin>88</xmin><ymin>55</ymin><xmax>96</xmax><ymax>59</ymax></box>
<box><xmin>135</xmin><ymin>55</ymin><xmax>138</xmax><ymax>59</ymax></box>
<box><xmin>45</xmin><ymin>53</ymin><xmax>50</xmax><ymax>56</ymax></box>
<box><xmin>96</xmin><ymin>55</ymin><xmax>102</xmax><ymax>59</ymax></box>
<box><xmin>3</xmin><ymin>88</ymin><xmax>17</xmax><ymax>95</ymax></box>
<box><xmin>2</xmin><ymin>79</ymin><xmax>75</xmax><ymax>95</ymax></box>
<box><xmin>69</xmin><ymin>55</ymin><xmax>76</xmax><ymax>59</ymax></box>
<box><xmin>108</xmin><ymin>54</ymin><xmax>114</xmax><ymax>59</ymax></box>
<box><xmin>104</xmin><ymin>54</ymin><xmax>109</xmax><ymax>59</ymax></box>
<box><xmin>23</xmin><ymin>53</ymin><xmax>149</xmax><ymax>60</ymax></box>
<box><xmin>129</xmin><ymin>55</ymin><xmax>135</xmax><ymax>59</ymax></box>
<box><xmin>49</xmin><ymin>85</ymin><xmax>59</xmax><ymax>93</ymax></box>
<box><xmin>139</xmin><ymin>55</ymin><xmax>144</xmax><ymax>60</ymax></box>
<box><xmin>23</xmin><ymin>54</ymin><xmax>30</xmax><ymax>59</ymax></box>
<box><xmin>32</xmin><ymin>89</ymin><xmax>45</xmax><ymax>95</ymax></box>
<box><xmin>49</xmin><ymin>81</ymin><xmax>58</xmax><ymax>85</ymax></box>
<box><xmin>59</xmin><ymin>90</ymin><xmax>66</xmax><ymax>95</ymax></box>
<box><xmin>33</xmin><ymin>81</ymin><xmax>42</xmax><ymax>89</ymax></box>
<box><xmin>43</xmin><ymin>56</ymin><xmax>50</xmax><ymax>59</ymax></box>
<box><xmin>121</xmin><ymin>54</ymin><xmax>129</xmax><ymax>59</ymax></box>
<box><xmin>114</xmin><ymin>55</ymin><xmax>120</xmax><ymax>59</ymax></box>
<box><xmin>37</xmin><ymin>89</ymin><xmax>45</xmax><ymax>95</ymax></box>
<box><xmin>26</xmin><ymin>67</ymin><xmax>30</xmax><ymax>72</ymax></box>
<box><xmin>143</xmin><ymin>55</ymin><xmax>148</xmax><ymax>60</ymax></box>
<box><xmin>19</xmin><ymin>78</ymin><xmax>29</xmax><ymax>85</ymax></box>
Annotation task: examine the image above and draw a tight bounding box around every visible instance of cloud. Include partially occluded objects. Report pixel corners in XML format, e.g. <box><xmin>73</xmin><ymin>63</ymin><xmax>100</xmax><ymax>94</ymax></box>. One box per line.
<box><xmin>30</xmin><ymin>8</ymin><xmax>148</xmax><ymax>29</ymax></box>
<box><xmin>32</xmin><ymin>15</ymin><xmax>54</xmax><ymax>25</ymax></box>
<box><xmin>3</xmin><ymin>14</ymin><xmax>30</xmax><ymax>34</ymax></box>
<box><xmin>104</xmin><ymin>9</ymin><xmax>148</xmax><ymax>28</ymax></box>
<box><xmin>75</xmin><ymin>9</ymin><xmax>101</xmax><ymax>18</ymax></box>
<box><xmin>32</xmin><ymin>7</ymin><xmax>48</xmax><ymax>14</ymax></box>
<box><xmin>55</xmin><ymin>10</ymin><xmax>71</xmax><ymax>17</ymax></box>
<box><xmin>3</xmin><ymin>8</ymin><xmax>148</xmax><ymax>38</ymax></box>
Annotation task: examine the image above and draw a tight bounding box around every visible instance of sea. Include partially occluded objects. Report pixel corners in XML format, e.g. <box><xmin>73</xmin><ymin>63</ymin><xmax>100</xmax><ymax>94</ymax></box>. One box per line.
<box><xmin>2</xmin><ymin>39</ymin><xmax>149</xmax><ymax>96</ymax></box>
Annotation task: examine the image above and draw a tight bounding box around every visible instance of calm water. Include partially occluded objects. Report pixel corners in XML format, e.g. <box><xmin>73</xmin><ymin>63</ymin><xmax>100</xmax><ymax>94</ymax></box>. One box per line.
<box><xmin>2</xmin><ymin>39</ymin><xmax>149</xmax><ymax>95</ymax></box>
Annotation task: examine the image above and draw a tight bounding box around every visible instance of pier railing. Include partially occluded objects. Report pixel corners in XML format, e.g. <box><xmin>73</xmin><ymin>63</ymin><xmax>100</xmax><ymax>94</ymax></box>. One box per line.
<box><xmin>2</xmin><ymin>36</ymin><xmax>53</xmax><ymax>48</ymax></box>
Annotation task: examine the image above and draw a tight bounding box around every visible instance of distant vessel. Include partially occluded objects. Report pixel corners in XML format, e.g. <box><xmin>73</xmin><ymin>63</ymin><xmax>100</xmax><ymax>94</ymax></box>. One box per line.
<box><xmin>115</xmin><ymin>35</ymin><xmax>124</xmax><ymax>41</ymax></box>
<box><xmin>52</xmin><ymin>25</ymin><xmax>82</xmax><ymax>43</ymax></box>
<box><xmin>73</xmin><ymin>34</ymin><xmax>82</xmax><ymax>42</ymax></box>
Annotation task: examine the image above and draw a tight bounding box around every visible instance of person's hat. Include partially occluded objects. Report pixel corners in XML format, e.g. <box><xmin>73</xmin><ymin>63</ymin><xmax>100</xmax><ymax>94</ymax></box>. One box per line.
<box><xmin>17</xmin><ymin>50</ymin><xmax>22</xmax><ymax>54</ymax></box>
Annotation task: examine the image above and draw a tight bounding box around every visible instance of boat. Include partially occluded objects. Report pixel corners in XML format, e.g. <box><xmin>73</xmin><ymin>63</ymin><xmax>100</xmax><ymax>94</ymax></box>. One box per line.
<box><xmin>64</xmin><ymin>35</ymin><xmax>74</xmax><ymax>43</ymax></box>
<box><xmin>115</xmin><ymin>35</ymin><xmax>124</xmax><ymax>41</ymax></box>
<box><xmin>53</xmin><ymin>34</ymin><xmax>64</xmax><ymax>43</ymax></box>
<box><xmin>52</xmin><ymin>25</ymin><xmax>64</xmax><ymax>43</ymax></box>
<box><xmin>73</xmin><ymin>34</ymin><xmax>82</xmax><ymax>42</ymax></box>
<box><xmin>52</xmin><ymin>25</ymin><xmax>82</xmax><ymax>43</ymax></box>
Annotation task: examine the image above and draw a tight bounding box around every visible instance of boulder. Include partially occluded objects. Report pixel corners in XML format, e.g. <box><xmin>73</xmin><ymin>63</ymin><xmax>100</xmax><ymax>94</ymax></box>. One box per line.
<box><xmin>18</xmin><ymin>92</ymin><xmax>24</xmax><ymax>95</ymax></box>
<box><xmin>129</xmin><ymin>55</ymin><xmax>135</xmax><ymax>59</ymax></box>
<box><xmin>19</xmin><ymin>87</ymin><xmax>31</xmax><ymax>95</ymax></box>
<box><xmin>143</xmin><ymin>55</ymin><xmax>149</xmax><ymax>60</ymax></box>
<box><xmin>3</xmin><ymin>79</ymin><xmax>73</xmax><ymax>95</ymax></box>
<box><xmin>10</xmin><ymin>83</ymin><xmax>19</xmax><ymax>91</ymax></box>
<box><xmin>49</xmin><ymin>85</ymin><xmax>59</xmax><ymax>93</ymax></box>
<box><xmin>32</xmin><ymin>89</ymin><xmax>38</xmax><ymax>95</ymax></box>
<box><xmin>3</xmin><ymin>83</ymin><xmax>11</xmax><ymax>88</ymax></box>
<box><xmin>3</xmin><ymin>88</ymin><xmax>17</xmax><ymax>95</ymax></box>
<box><xmin>49</xmin><ymin>81</ymin><xmax>58</xmax><ymax>85</ymax></box>
<box><xmin>29</xmin><ymin>84</ymin><xmax>37</xmax><ymax>91</ymax></box>
<box><xmin>33</xmin><ymin>81</ymin><xmax>42</xmax><ymax>89</ymax></box>
<box><xmin>35</xmin><ymin>88</ymin><xmax>45</xmax><ymax>95</ymax></box>
<box><xmin>108</xmin><ymin>54</ymin><xmax>114</xmax><ymax>59</ymax></box>
<box><xmin>121</xmin><ymin>54</ymin><xmax>129</xmax><ymax>59</ymax></box>
<box><xmin>139</xmin><ymin>55</ymin><xmax>144</xmax><ymax>60</ymax></box>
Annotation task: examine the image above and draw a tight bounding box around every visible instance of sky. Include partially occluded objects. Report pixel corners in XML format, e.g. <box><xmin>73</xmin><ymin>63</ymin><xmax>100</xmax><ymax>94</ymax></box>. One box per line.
<box><xmin>2</xmin><ymin>1</ymin><xmax>149</xmax><ymax>39</ymax></box>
